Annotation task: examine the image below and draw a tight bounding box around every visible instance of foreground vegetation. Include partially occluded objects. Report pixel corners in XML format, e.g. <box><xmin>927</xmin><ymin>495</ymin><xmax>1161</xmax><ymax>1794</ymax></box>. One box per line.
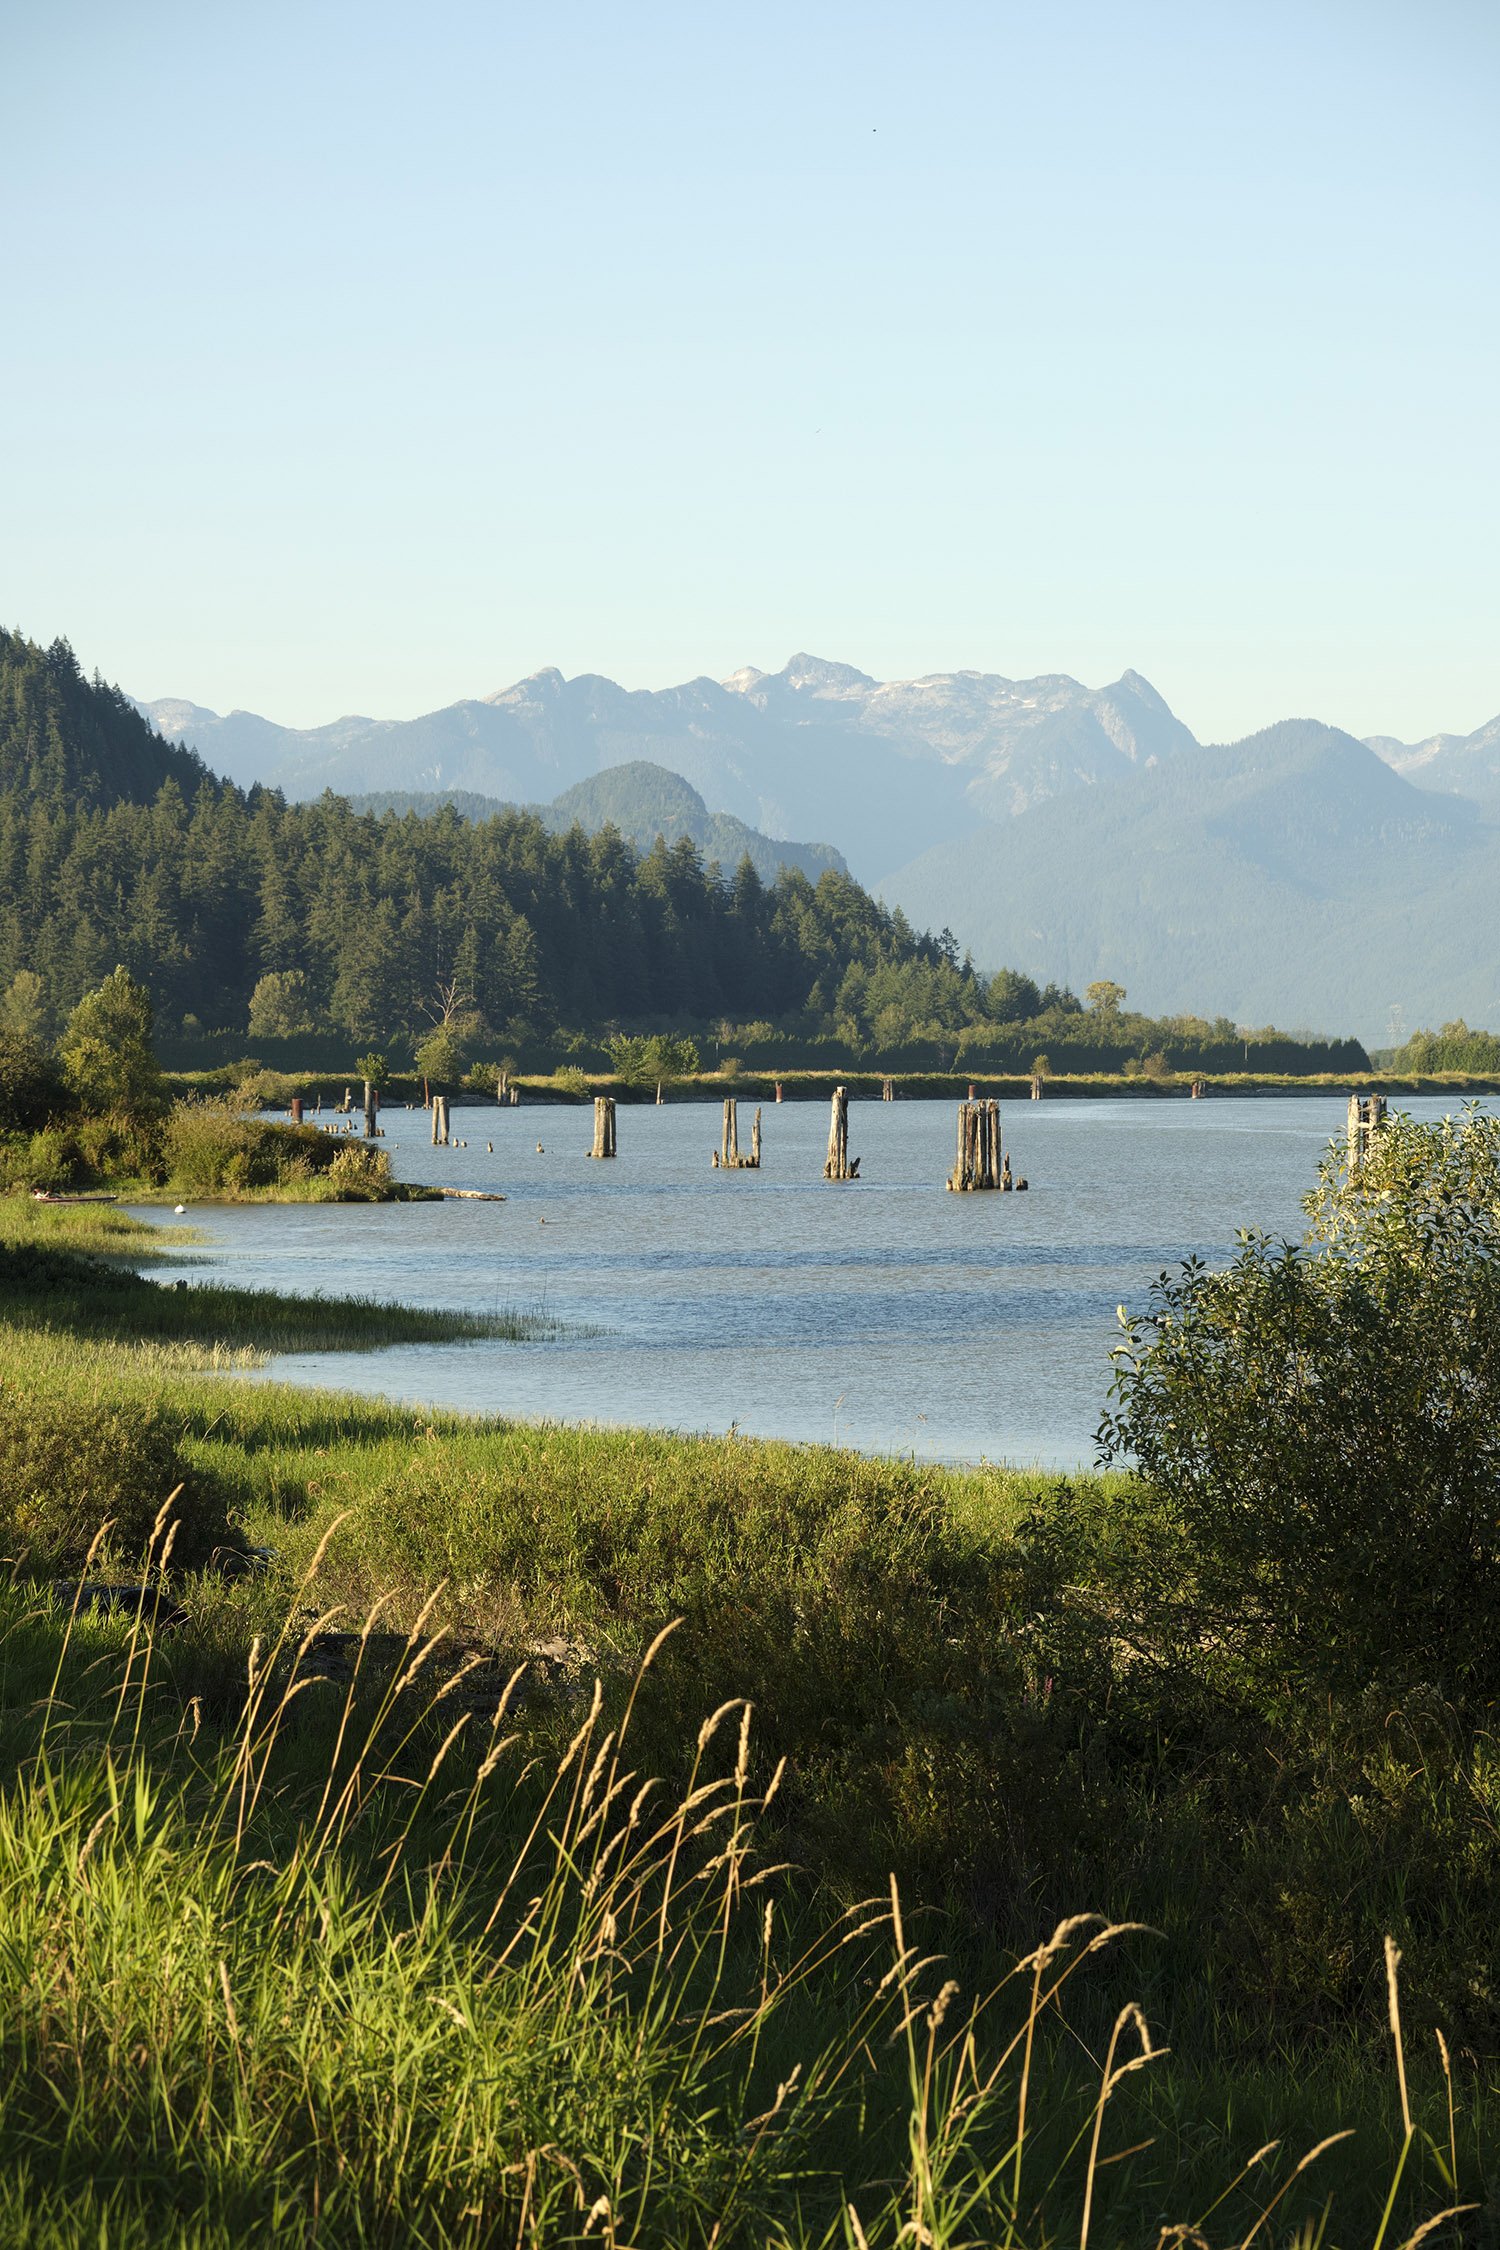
<box><xmin>3</xmin><ymin>1111</ymin><xmax>1500</xmax><ymax>2237</ymax></box>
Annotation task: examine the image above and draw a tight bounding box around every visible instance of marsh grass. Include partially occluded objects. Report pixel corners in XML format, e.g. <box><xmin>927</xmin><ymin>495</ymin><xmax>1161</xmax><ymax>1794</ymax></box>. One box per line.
<box><xmin>0</xmin><ymin>1197</ymin><xmax>204</xmax><ymax>1262</ymax></box>
<box><xmin>0</xmin><ymin>1222</ymin><xmax>1493</xmax><ymax>2239</ymax></box>
<box><xmin>0</xmin><ymin>1205</ymin><xmax>552</xmax><ymax>1356</ymax></box>
<box><xmin>0</xmin><ymin>1546</ymin><xmax>1469</xmax><ymax>2249</ymax></box>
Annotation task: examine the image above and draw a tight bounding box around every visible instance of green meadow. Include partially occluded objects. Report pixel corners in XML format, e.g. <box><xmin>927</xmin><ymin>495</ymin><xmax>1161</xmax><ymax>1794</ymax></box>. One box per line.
<box><xmin>0</xmin><ymin>1174</ymin><xmax>1496</xmax><ymax>2243</ymax></box>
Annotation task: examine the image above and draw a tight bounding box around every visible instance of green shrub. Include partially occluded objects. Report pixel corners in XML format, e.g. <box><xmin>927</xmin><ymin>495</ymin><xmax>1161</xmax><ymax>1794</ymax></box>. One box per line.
<box><xmin>164</xmin><ymin>1101</ymin><xmax>331</xmax><ymax>1193</ymax></box>
<box><xmin>1098</xmin><ymin>1107</ymin><xmax>1500</xmax><ymax>1703</ymax></box>
<box><xmin>0</xmin><ymin>1126</ymin><xmax>82</xmax><ymax>1193</ymax></box>
<box><xmin>0</xmin><ymin>1390</ymin><xmax>228</xmax><ymax>1574</ymax></box>
<box><xmin>323</xmin><ymin>1144</ymin><xmax>393</xmax><ymax>1200</ymax></box>
<box><xmin>0</xmin><ymin>1033</ymin><xmax>65</xmax><ymax>1135</ymax></box>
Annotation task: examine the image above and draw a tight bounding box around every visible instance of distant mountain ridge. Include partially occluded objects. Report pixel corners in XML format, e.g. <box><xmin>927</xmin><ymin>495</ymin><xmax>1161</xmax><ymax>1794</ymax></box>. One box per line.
<box><xmin>345</xmin><ymin>763</ymin><xmax>848</xmax><ymax>886</ymax></box>
<box><xmin>136</xmin><ymin>653</ymin><xmax>1201</xmax><ymax>882</ymax></box>
<box><xmin>882</xmin><ymin>717</ymin><xmax>1500</xmax><ymax>1037</ymax></box>
<box><xmin>135</xmin><ymin>655</ymin><xmax>1500</xmax><ymax>1042</ymax></box>
<box><xmin>1363</xmin><ymin>713</ymin><xmax>1500</xmax><ymax>813</ymax></box>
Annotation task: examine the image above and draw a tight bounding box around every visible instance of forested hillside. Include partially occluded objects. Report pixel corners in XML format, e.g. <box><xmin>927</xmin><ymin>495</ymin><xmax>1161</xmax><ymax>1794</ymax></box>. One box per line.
<box><xmin>0</xmin><ymin>632</ymin><xmax>978</xmax><ymax>1049</ymax></box>
<box><xmin>1</xmin><ymin>631</ymin><xmax>211</xmax><ymax>806</ymax></box>
<box><xmin>346</xmin><ymin>760</ymin><xmax>848</xmax><ymax>886</ymax></box>
<box><xmin>1</xmin><ymin>632</ymin><xmax>1370</xmax><ymax>1071</ymax></box>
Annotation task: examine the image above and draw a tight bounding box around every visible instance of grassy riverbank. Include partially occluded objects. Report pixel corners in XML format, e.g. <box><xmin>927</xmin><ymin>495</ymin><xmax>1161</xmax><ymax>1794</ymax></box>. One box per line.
<box><xmin>0</xmin><ymin>1204</ymin><xmax>1489</xmax><ymax>2240</ymax></box>
<box><xmin>0</xmin><ymin>1201</ymin><xmax>540</xmax><ymax>1354</ymax></box>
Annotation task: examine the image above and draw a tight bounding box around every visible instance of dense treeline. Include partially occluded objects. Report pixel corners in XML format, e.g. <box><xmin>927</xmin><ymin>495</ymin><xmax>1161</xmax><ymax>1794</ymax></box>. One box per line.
<box><xmin>1390</xmin><ymin>1018</ymin><xmax>1500</xmax><ymax>1073</ymax></box>
<box><xmin>0</xmin><ymin>631</ymin><xmax>1369</xmax><ymax>1072</ymax></box>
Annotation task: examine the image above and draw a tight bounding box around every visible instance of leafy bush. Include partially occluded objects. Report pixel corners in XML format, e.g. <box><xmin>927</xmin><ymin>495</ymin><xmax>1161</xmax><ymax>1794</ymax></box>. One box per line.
<box><xmin>0</xmin><ymin>1389</ymin><xmax>227</xmax><ymax>1574</ymax></box>
<box><xmin>246</xmin><ymin>969</ymin><xmax>317</xmax><ymax>1038</ymax></box>
<box><xmin>605</xmin><ymin>1031</ymin><xmax>700</xmax><ymax>1086</ymax></box>
<box><xmin>163</xmin><ymin>1101</ymin><xmax>330</xmax><ymax>1193</ymax></box>
<box><xmin>323</xmin><ymin>1144</ymin><xmax>394</xmax><ymax>1200</ymax></box>
<box><xmin>1098</xmin><ymin>1108</ymin><xmax>1500</xmax><ymax>1702</ymax></box>
<box><xmin>59</xmin><ymin>967</ymin><xmax>167</xmax><ymax>1121</ymax></box>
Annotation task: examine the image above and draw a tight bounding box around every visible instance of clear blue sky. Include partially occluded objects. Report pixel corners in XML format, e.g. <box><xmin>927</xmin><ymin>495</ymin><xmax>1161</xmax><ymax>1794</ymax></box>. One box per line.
<box><xmin>3</xmin><ymin>0</ymin><xmax>1497</xmax><ymax>743</ymax></box>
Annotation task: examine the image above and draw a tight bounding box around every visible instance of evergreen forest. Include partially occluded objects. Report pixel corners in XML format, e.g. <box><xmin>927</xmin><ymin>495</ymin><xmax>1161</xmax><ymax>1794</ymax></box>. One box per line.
<box><xmin>0</xmin><ymin>631</ymin><xmax>1370</xmax><ymax>1074</ymax></box>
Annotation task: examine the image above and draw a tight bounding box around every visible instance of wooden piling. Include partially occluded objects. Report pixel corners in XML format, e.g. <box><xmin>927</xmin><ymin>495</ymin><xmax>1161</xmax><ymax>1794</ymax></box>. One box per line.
<box><xmin>1190</xmin><ymin>1077</ymin><xmax>1206</xmax><ymax>1100</ymax></box>
<box><xmin>1030</xmin><ymin>1073</ymin><xmax>1043</xmax><ymax>1101</ymax></box>
<box><xmin>947</xmin><ymin>1099</ymin><xmax>1006</xmax><ymax>1190</ymax></box>
<box><xmin>363</xmin><ymin>1080</ymin><xmax>379</xmax><ymax>1139</ymax></box>
<box><xmin>290</xmin><ymin>1096</ymin><xmax>303</xmax><ymax>1124</ymax></box>
<box><xmin>589</xmin><ymin>1095</ymin><xmax>617</xmax><ymax>1159</ymax></box>
<box><xmin>431</xmin><ymin>1095</ymin><xmax>450</xmax><ymax>1147</ymax></box>
<box><xmin>1347</xmin><ymin>1092</ymin><xmax>1387</xmax><ymax>1173</ymax></box>
<box><xmin>881</xmin><ymin>1076</ymin><xmax>894</xmax><ymax>1102</ymax></box>
<box><xmin>774</xmin><ymin>1082</ymin><xmax>783</xmax><ymax>1103</ymax></box>
<box><xmin>716</xmin><ymin>1098</ymin><xmax>761</xmax><ymax>1169</ymax></box>
<box><xmin>822</xmin><ymin>1085</ymin><xmax>858</xmax><ymax>1179</ymax></box>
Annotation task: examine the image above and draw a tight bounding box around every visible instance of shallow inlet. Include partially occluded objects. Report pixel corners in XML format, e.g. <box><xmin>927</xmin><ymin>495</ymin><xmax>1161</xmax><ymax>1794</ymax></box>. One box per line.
<box><xmin>131</xmin><ymin>1092</ymin><xmax>1486</xmax><ymax>1468</ymax></box>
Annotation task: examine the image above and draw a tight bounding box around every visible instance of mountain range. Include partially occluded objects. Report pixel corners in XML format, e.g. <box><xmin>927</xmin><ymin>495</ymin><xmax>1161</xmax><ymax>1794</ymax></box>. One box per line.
<box><xmin>139</xmin><ymin>659</ymin><xmax>1500</xmax><ymax>1043</ymax></box>
<box><xmin>344</xmin><ymin>765</ymin><xmax>847</xmax><ymax>888</ymax></box>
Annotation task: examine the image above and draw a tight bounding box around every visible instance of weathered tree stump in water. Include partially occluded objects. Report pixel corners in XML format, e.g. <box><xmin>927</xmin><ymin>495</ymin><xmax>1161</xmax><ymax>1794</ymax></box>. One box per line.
<box><xmin>1347</xmin><ymin>1092</ymin><xmax>1387</xmax><ymax>1173</ymax></box>
<box><xmin>589</xmin><ymin>1096</ymin><xmax>617</xmax><ymax>1159</ymax></box>
<box><xmin>363</xmin><ymin>1080</ymin><xmax>381</xmax><ymax>1139</ymax></box>
<box><xmin>1030</xmin><ymin>1073</ymin><xmax>1044</xmax><ymax>1101</ymax></box>
<box><xmin>947</xmin><ymin>1099</ymin><xmax>1005</xmax><ymax>1191</ymax></box>
<box><xmin>881</xmin><ymin>1076</ymin><xmax>894</xmax><ymax>1101</ymax></box>
<box><xmin>431</xmin><ymin>1095</ymin><xmax>451</xmax><ymax>1146</ymax></box>
<box><xmin>715</xmin><ymin>1099</ymin><xmax>761</xmax><ymax>1168</ymax></box>
<box><xmin>774</xmin><ymin>1082</ymin><xmax>783</xmax><ymax>1103</ymax></box>
<box><xmin>823</xmin><ymin>1085</ymin><xmax>859</xmax><ymax>1180</ymax></box>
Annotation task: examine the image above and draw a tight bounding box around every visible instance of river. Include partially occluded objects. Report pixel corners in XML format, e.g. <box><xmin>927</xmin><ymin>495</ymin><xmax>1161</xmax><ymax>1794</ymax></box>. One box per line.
<box><xmin>132</xmin><ymin>1092</ymin><xmax>1478</xmax><ymax>1468</ymax></box>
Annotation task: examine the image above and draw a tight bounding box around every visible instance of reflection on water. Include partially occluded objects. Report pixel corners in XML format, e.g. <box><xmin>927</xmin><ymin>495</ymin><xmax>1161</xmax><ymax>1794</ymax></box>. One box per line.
<box><xmin>131</xmin><ymin>1094</ymin><xmax>1481</xmax><ymax>1469</ymax></box>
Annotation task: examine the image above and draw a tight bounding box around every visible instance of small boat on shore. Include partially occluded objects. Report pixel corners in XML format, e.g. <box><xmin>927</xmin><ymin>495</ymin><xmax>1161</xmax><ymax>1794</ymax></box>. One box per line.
<box><xmin>29</xmin><ymin>1190</ymin><xmax>119</xmax><ymax>1205</ymax></box>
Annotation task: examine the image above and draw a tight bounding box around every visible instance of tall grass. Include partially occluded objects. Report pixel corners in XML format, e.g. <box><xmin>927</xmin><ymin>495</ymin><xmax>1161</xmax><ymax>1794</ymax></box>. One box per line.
<box><xmin>0</xmin><ymin>1204</ymin><xmax>553</xmax><ymax>1354</ymax></box>
<box><xmin>0</xmin><ymin>1557</ymin><xmax>1465</xmax><ymax>2249</ymax></box>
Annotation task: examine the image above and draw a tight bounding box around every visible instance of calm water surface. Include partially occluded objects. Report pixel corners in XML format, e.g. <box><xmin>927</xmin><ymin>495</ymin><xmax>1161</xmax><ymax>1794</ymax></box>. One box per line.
<box><xmin>132</xmin><ymin>1094</ymin><xmax>1480</xmax><ymax>1468</ymax></box>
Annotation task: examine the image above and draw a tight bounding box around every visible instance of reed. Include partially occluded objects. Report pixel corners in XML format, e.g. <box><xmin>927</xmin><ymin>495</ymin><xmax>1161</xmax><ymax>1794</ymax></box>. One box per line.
<box><xmin>0</xmin><ymin>1570</ymin><xmax>1465</xmax><ymax>2248</ymax></box>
